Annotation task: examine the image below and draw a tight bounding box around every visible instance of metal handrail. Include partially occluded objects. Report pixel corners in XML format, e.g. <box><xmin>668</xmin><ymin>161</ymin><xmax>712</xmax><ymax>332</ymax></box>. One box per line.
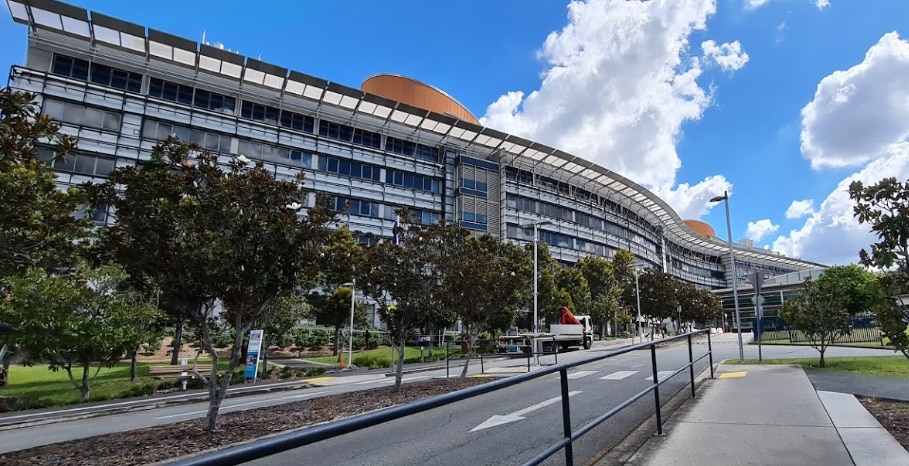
<box><xmin>167</xmin><ymin>329</ymin><xmax>714</xmax><ymax>466</ymax></box>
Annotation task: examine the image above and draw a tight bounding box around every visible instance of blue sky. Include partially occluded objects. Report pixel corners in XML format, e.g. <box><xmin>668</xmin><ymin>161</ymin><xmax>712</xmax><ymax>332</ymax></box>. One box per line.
<box><xmin>3</xmin><ymin>0</ymin><xmax>909</xmax><ymax>266</ymax></box>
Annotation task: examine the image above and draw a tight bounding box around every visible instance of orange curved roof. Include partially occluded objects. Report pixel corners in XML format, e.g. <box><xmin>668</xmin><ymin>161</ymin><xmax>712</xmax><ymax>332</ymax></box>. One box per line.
<box><xmin>684</xmin><ymin>219</ymin><xmax>716</xmax><ymax>238</ymax></box>
<box><xmin>361</xmin><ymin>74</ymin><xmax>479</xmax><ymax>124</ymax></box>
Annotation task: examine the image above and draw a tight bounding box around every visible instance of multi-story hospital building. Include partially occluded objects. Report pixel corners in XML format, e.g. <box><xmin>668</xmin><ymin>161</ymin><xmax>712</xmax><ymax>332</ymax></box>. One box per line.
<box><xmin>5</xmin><ymin>0</ymin><xmax>824</xmax><ymax>313</ymax></box>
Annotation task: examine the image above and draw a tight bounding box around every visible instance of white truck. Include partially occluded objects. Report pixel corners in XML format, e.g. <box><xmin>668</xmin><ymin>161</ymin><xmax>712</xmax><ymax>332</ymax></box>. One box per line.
<box><xmin>497</xmin><ymin>312</ymin><xmax>594</xmax><ymax>355</ymax></box>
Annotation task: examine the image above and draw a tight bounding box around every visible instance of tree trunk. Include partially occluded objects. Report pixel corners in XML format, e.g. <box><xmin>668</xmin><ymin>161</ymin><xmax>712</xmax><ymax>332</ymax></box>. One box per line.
<box><xmin>130</xmin><ymin>351</ymin><xmax>138</xmax><ymax>382</ymax></box>
<box><xmin>333</xmin><ymin>326</ymin><xmax>340</xmax><ymax>357</ymax></box>
<box><xmin>80</xmin><ymin>362</ymin><xmax>91</xmax><ymax>401</ymax></box>
<box><xmin>170</xmin><ymin>318</ymin><xmax>184</xmax><ymax>365</ymax></box>
<box><xmin>818</xmin><ymin>349</ymin><xmax>826</xmax><ymax>368</ymax></box>
<box><xmin>393</xmin><ymin>331</ymin><xmax>406</xmax><ymax>392</ymax></box>
<box><xmin>459</xmin><ymin>331</ymin><xmax>475</xmax><ymax>379</ymax></box>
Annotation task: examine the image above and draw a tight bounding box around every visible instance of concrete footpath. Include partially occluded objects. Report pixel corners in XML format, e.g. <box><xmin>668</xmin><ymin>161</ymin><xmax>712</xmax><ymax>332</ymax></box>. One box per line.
<box><xmin>626</xmin><ymin>364</ymin><xmax>909</xmax><ymax>466</ymax></box>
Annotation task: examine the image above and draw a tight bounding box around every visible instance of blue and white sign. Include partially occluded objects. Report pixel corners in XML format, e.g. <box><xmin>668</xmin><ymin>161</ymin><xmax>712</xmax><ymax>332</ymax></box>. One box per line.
<box><xmin>244</xmin><ymin>329</ymin><xmax>264</xmax><ymax>381</ymax></box>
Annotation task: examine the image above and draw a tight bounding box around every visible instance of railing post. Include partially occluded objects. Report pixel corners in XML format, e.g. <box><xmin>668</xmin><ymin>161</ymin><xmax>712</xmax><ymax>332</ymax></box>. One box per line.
<box><xmin>707</xmin><ymin>330</ymin><xmax>714</xmax><ymax>379</ymax></box>
<box><xmin>559</xmin><ymin>368</ymin><xmax>574</xmax><ymax>466</ymax></box>
<box><xmin>480</xmin><ymin>354</ymin><xmax>485</xmax><ymax>374</ymax></box>
<box><xmin>687</xmin><ymin>333</ymin><xmax>696</xmax><ymax>398</ymax></box>
<box><xmin>446</xmin><ymin>341</ymin><xmax>450</xmax><ymax>379</ymax></box>
<box><xmin>650</xmin><ymin>344</ymin><xmax>664</xmax><ymax>436</ymax></box>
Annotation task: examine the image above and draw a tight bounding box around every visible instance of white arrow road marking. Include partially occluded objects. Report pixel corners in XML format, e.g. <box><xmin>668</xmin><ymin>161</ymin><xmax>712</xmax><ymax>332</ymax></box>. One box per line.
<box><xmin>567</xmin><ymin>371</ymin><xmax>597</xmax><ymax>379</ymax></box>
<box><xmin>600</xmin><ymin>370</ymin><xmax>638</xmax><ymax>380</ymax></box>
<box><xmin>153</xmin><ymin>391</ymin><xmax>328</xmax><ymax>420</ymax></box>
<box><xmin>645</xmin><ymin>371</ymin><xmax>675</xmax><ymax>382</ymax></box>
<box><xmin>470</xmin><ymin>391</ymin><xmax>582</xmax><ymax>432</ymax></box>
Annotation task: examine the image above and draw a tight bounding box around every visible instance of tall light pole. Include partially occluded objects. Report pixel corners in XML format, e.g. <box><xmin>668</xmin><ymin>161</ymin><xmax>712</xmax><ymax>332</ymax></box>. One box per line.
<box><xmin>342</xmin><ymin>281</ymin><xmax>356</xmax><ymax>368</ymax></box>
<box><xmin>521</xmin><ymin>220</ymin><xmax>552</xmax><ymax>366</ymax></box>
<box><xmin>634</xmin><ymin>267</ymin><xmax>643</xmax><ymax>343</ymax></box>
<box><xmin>710</xmin><ymin>191</ymin><xmax>744</xmax><ymax>362</ymax></box>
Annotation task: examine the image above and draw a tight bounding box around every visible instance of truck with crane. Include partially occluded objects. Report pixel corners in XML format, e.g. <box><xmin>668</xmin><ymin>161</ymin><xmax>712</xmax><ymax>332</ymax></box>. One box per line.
<box><xmin>496</xmin><ymin>306</ymin><xmax>594</xmax><ymax>355</ymax></box>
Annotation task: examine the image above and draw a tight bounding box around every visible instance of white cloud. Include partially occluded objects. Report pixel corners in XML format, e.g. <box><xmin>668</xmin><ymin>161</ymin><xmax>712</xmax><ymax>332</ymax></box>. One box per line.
<box><xmin>746</xmin><ymin>0</ymin><xmax>829</xmax><ymax>10</ymax></box>
<box><xmin>701</xmin><ymin>40</ymin><xmax>750</xmax><ymax>71</ymax></box>
<box><xmin>480</xmin><ymin>0</ymin><xmax>739</xmax><ymax>217</ymax></box>
<box><xmin>772</xmin><ymin>143</ymin><xmax>909</xmax><ymax>265</ymax></box>
<box><xmin>785</xmin><ymin>199</ymin><xmax>815</xmax><ymax>219</ymax></box>
<box><xmin>652</xmin><ymin>175</ymin><xmax>730</xmax><ymax>220</ymax></box>
<box><xmin>776</xmin><ymin>22</ymin><xmax>787</xmax><ymax>44</ymax></box>
<box><xmin>746</xmin><ymin>219</ymin><xmax>779</xmax><ymax>242</ymax></box>
<box><xmin>800</xmin><ymin>32</ymin><xmax>909</xmax><ymax>169</ymax></box>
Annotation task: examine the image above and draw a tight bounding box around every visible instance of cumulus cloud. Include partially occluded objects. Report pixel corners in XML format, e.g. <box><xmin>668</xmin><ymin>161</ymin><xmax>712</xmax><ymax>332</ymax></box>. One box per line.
<box><xmin>746</xmin><ymin>0</ymin><xmax>829</xmax><ymax>10</ymax></box>
<box><xmin>800</xmin><ymin>32</ymin><xmax>909</xmax><ymax>169</ymax></box>
<box><xmin>701</xmin><ymin>40</ymin><xmax>750</xmax><ymax>71</ymax></box>
<box><xmin>746</xmin><ymin>219</ymin><xmax>780</xmax><ymax>242</ymax></box>
<box><xmin>772</xmin><ymin>144</ymin><xmax>909</xmax><ymax>265</ymax></box>
<box><xmin>652</xmin><ymin>175</ymin><xmax>730</xmax><ymax>220</ymax></box>
<box><xmin>481</xmin><ymin>0</ymin><xmax>730</xmax><ymax>202</ymax></box>
<box><xmin>785</xmin><ymin>199</ymin><xmax>815</xmax><ymax>219</ymax></box>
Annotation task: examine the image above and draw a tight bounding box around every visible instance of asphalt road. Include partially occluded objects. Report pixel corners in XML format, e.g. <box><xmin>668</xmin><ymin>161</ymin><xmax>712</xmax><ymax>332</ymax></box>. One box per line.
<box><xmin>0</xmin><ymin>333</ymin><xmax>894</xmax><ymax>464</ymax></box>
<box><xmin>239</xmin><ymin>336</ymin><xmax>895</xmax><ymax>466</ymax></box>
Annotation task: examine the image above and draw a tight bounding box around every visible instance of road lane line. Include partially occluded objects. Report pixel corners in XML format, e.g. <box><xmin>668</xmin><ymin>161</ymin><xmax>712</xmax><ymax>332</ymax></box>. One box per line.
<box><xmin>645</xmin><ymin>371</ymin><xmax>675</xmax><ymax>382</ymax></box>
<box><xmin>567</xmin><ymin>371</ymin><xmax>597</xmax><ymax>379</ymax></box>
<box><xmin>599</xmin><ymin>370</ymin><xmax>638</xmax><ymax>380</ymax></box>
<box><xmin>153</xmin><ymin>391</ymin><xmax>328</xmax><ymax>420</ymax></box>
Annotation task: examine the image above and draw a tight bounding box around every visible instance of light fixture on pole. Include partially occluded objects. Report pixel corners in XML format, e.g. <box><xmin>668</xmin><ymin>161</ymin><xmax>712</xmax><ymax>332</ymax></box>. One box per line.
<box><xmin>520</xmin><ymin>220</ymin><xmax>553</xmax><ymax>366</ymax></box>
<box><xmin>634</xmin><ymin>266</ymin><xmax>643</xmax><ymax>343</ymax></box>
<box><xmin>342</xmin><ymin>281</ymin><xmax>356</xmax><ymax>369</ymax></box>
<box><xmin>710</xmin><ymin>190</ymin><xmax>744</xmax><ymax>362</ymax></box>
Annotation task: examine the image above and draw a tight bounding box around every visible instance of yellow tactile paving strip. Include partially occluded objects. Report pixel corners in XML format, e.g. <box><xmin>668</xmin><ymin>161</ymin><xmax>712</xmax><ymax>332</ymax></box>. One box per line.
<box><xmin>718</xmin><ymin>371</ymin><xmax>747</xmax><ymax>379</ymax></box>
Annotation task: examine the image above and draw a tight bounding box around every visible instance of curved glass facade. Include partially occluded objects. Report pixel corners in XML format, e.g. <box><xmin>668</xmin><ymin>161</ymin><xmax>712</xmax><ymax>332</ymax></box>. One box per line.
<box><xmin>5</xmin><ymin>0</ymin><xmax>824</xmax><ymax>290</ymax></box>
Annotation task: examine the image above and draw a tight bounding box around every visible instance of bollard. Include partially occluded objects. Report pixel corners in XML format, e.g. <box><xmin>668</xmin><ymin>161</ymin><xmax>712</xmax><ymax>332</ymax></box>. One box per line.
<box><xmin>180</xmin><ymin>372</ymin><xmax>188</xmax><ymax>391</ymax></box>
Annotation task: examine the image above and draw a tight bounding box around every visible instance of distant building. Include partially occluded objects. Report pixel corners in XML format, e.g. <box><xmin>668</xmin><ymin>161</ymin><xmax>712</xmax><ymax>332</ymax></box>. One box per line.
<box><xmin>710</xmin><ymin>269</ymin><xmax>826</xmax><ymax>332</ymax></box>
<box><xmin>5</xmin><ymin>0</ymin><xmax>824</xmax><ymax>313</ymax></box>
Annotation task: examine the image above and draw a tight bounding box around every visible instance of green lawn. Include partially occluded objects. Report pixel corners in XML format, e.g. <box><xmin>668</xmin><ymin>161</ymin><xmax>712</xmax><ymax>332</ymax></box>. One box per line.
<box><xmin>2</xmin><ymin>360</ymin><xmax>233</xmax><ymax>409</ymax></box>
<box><xmin>734</xmin><ymin>355</ymin><xmax>909</xmax><ymax>378</ymax></box>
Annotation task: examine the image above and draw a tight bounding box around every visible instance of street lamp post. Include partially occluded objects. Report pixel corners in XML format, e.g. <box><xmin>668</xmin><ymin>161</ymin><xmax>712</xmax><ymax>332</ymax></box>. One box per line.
<box><xmin>342</xmin><ymin>281</ymin><xmax>356</xmax><ymax>368</ymax></box>
<box><xmin>710</xmin><ymin>191</ymin><xmax>744</xmax><ymax>362</ymax></box>
<box><xmin>634</xmin><ymin>267</ymin><xmax>643</xmax><ymax>343</ymax></box>
<box><xmin>521</xmin><ymin>220</ymin><xmax>552</xmax><ymax>366</ymax></box>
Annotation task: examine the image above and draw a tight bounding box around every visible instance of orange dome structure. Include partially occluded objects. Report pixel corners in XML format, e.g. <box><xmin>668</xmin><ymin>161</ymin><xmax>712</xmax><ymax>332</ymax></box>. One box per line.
<box><xmin>684</xmin><ymin>219</ymin><xmax>716</xmax><ymax>239</ymax></box>
<box><xmin>361</xmin><ymin>74</ymin><xmax>479</xmax><ymax>124</ymax></box>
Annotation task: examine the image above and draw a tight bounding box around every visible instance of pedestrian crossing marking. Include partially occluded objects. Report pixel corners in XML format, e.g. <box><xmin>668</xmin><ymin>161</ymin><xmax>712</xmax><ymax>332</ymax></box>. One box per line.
<box><xmin>645</xmin><ymin>371</ymin><xmax>675</xmax><ymax>382</ymax></box>
<box><xmin>719</xmin><ymin>371</ymin><xmax>747</xmax><ymax>379</ymax></box>
<box><xmin>600</xmin><ymin>371</ymin><xmax>638</xmax><ymax>380</ymax></box>
<box><xmin>567</xmin><ymin>370</ymin><xmax>598</xmax><ymax>379</ymax></box>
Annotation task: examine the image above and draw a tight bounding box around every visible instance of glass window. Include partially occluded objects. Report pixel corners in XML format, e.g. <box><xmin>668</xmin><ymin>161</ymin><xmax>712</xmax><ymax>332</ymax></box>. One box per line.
<box><xmin>353</xmin><ymin>128</ymin><xmax>381</xmax><ymax>149</ymax></box>
<box><xmin>318</xmin><ymin>120</ymin><xmax>353</xmax><ymax>141</ymax></box>
<box><xmin>51</xmin><ymin>54</ymin><xmax>90</xmax><ymax>80</ymax></box>
<box><xmin>280</xmin><ymin>111</ymin><xmax>315</xmax><ymax>133</ymax></box>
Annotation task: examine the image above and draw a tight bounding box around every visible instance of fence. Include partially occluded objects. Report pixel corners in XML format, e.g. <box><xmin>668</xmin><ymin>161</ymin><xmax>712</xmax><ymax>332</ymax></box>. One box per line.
<box><xmin>755</xmin><ymin>318</ymin><xmax>885</xmax><ymax>346</ymax></box>
<box><xmin>167</xmin><ymin>330</ymin><xmax>715</xmax><ymax>466</ymax></box>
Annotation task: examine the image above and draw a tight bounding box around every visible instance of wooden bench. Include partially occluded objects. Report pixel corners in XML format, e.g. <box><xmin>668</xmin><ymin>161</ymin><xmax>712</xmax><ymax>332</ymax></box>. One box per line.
<box><xmin>148</xmin><ymin>365</ymin><xmax>212</xmax><ymax>378</ymax></box>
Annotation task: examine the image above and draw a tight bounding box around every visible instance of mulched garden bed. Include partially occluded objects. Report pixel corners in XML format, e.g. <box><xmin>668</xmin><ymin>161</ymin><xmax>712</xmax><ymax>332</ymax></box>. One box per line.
<box><xmin>0</xmin><ymin>378</ymin><xmax>494</xmax><ymax>466</ymax></box>
<box><xmin>860</xmin><ymin>397</ymin><xmax>909</xmax><ymax>452</ymax></box>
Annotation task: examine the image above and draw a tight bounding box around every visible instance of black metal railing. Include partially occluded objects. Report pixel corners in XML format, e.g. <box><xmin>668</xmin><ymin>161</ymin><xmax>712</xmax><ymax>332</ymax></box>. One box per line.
<box><xmin>167</xmin><ymin>330</ymin><xmax>714</xmax><ymax>466</ymax></box>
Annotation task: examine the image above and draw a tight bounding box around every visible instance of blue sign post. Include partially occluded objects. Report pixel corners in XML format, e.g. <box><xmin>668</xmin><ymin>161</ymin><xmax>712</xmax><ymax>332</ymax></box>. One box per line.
<box><xmin>244</xmin><ymin>329</ymin><xmax>264</xmax><ymax>382</ymax></box>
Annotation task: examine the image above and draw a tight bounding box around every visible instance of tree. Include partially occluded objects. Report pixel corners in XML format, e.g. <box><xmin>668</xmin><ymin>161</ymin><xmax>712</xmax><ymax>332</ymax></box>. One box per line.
<box><xmin>678</xmin><ymin>285</ymin><xmax>722</xmax><ymax>329</ymax></box>
<box><xmin>0</xmin><ymin>264</ymin><xmax>162</xmax><ymax>401</ymax></box>
<box><xmin>86</xmin><ymin>138</ymin><xmax>210</xmax><ymax>365</ymax></box>
<box><xmin>815</xmin><ymin>265</ymin><xmax>880</xmax><ymax>316</ymax></box>
<box><xmin>555</xmin><ymin>266</ymin><xmax>591</xmax><ymax>320</ymax></box>
<box><xmin>361</xmin><ymin>216</ymin><xmax>466</xmax><ymax>391</ymax></box>
<box><xmin>635</xmin><ymin>270</ymin><xmax>680</xmax><ymax>323</ymax></box>
<box><xmin>780</xmin><ymin>277</ymin><xmax>853</xmax><ymax>367</ymax></box>
<box><xmin>308</xmin><ymin>287</ymin><xmax>368</xmax><ymax>362</ymax></box>
<box><xmin>91</xmin><ymin>141</ymin><xmax>333</xmax><ymax>431</ymax></box>
<box><xmin>849</xmin><ymin>177</ymin><xmax>909</xmax><ymax>362</ymax></box>
<box><xmin>577</xmin><ymin>256</ymin><xmax>623</xmax><ymax>337</ymax></box>
<box><xmin>523</xmin><ymin>242</ymin><xmax>562</xmax><ymax>328</ymax></box>
<box><xmin>440</xmin><ymin>234</ymin><xmax>531</xmax><ymax>377</ymax></box>
<box><xmin>0</xmin><ymin>88</ymin><xmax>87</xmax><ymax>279</ymax></box>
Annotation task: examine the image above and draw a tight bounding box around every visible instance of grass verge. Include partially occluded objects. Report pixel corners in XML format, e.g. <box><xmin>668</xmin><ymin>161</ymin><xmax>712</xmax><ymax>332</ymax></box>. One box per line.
<box><xmin>303</xmin><ymin>345</ymin><xmax>462</xmax><ymax>368</ymax></box>
<box><xmin>733</xmin><ymin>355</ymin><xmax>909</xmax><ymax>378</ymax></box>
